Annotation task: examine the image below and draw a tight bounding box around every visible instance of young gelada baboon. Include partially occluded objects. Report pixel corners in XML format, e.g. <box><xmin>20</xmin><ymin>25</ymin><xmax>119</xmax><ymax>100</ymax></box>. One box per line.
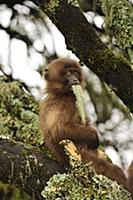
<box><xmin>39</xmin><ymin>58</ymin><xmax>99</xmax><ymax>166</ymax></box>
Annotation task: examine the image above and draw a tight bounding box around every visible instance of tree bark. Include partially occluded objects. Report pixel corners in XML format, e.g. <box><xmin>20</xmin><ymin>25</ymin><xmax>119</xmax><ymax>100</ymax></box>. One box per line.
<box><xmin>0</xmin><ymin>139</ymin><xmax>64</xmax><ymax>200</ymax></box>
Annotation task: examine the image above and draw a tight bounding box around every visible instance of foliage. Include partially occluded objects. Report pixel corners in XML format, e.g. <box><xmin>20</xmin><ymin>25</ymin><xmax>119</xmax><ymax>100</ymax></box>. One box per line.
<box><xmin>0</xmin><ymin>76</ymin><xmax>43</xmax><ymax>146</ymax></box>
<box><xmin>101</xmin><ymin>0</ymin><xmax>133</xmax><ymax>49</ymax></box>
<box><xmin>42</xmin><ymin>159</ymin><xmax>131</xmax><ymax>200</ymax></box>
<box><xmin>72</xmin><ymin>84</ymin><xmax>87</xmax><ymax>125</ymax></box>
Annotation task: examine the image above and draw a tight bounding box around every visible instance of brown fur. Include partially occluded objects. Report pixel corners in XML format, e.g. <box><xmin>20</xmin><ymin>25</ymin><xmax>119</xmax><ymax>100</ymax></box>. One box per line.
<box><xmin>79</xmin><ymin>146</ymin><xmax>128</xmax><ymax>190</ymax></box>
<box><xmin>78</xmin><ymin>143</ymin><xmax>133</xmax><ymax>197</ymax></box>
<box><xmin>39</xmin><ymin>58</ymin><xmax>99</xmax><ymax>166</ymax></box>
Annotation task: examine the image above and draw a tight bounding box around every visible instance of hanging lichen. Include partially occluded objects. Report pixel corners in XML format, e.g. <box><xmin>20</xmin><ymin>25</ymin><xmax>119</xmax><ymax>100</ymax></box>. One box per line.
<box><xmin>72</xmin><ymin>84</ymin><xmax>87</xmax><ymax>125</ymax></box>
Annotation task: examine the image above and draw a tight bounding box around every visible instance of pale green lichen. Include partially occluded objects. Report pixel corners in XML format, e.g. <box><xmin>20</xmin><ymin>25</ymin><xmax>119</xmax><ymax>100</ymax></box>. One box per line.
<box><xmin>25</xmin><ymin>159</ymin><xmax>32</xmax><ymax>176</ymax></box>
<box><xmin>72</xmin><ymin>85</ymin><xmax>87</xmax><ymax>125</ymax></box>
<box><xmin>0</xmin><ymin>76</ymin><xmax>43</xmax><ymax>146</ymax></box>
<box><xmin>68</xmin><ymin>0</ymin><xmax>79</xmax><ymax>7</ymax></box>
<box><xmin>41</xmin><ymin>159</ymin><xmax>131</xmax><ymax>200</ymax></box>
<box><xmin>39</xmin><ymin>0</ymin><xmax>59</xmax><ymax>14</ymax></box>
<box><xmin>100</xmin><ymin>0</ymin><xmax>133</xmax><ymax>49</ymax></box>
<box><xmin>8</xmin><ymin>159</ymin><xmax>14</xmax><ymax>182</ymax></box>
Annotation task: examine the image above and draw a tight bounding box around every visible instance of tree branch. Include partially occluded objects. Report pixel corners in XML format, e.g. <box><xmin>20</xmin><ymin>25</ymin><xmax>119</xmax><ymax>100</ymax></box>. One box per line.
<box><xmin>0</xmin><ymin>139</ymin><xmax>64</xmax><ymax>200</ymax></box>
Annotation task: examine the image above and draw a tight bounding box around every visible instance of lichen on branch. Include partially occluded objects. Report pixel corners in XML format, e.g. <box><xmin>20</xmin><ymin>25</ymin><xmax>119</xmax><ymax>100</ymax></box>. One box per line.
<box><xmin>42</xmin><ymin>159</ymin><xmax>131</xmax><ymax>200</ymax></box>
<box><xmin>101</xmin><ymin>0</ymin><xmax>133</xmax><ymax>49</ymax></box>
<box><xmin>38</xmin><ymin>0</ymin><xmax>59</xmax><ymax>13</ymax></box>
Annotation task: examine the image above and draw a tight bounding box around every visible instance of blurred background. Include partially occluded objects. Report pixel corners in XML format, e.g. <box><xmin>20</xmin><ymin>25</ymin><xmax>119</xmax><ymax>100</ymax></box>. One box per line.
<box><xmin>0</xmin><ymin>0</ymin><xmax>133</xmax><ymax>170</ymax></box>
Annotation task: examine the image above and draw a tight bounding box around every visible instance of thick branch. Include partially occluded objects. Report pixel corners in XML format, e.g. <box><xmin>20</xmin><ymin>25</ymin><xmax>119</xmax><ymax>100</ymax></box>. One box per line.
<box><xmin>0</xmin><ymin>139</ymin><xmax>64</xmax><ymax>200</ymax></box>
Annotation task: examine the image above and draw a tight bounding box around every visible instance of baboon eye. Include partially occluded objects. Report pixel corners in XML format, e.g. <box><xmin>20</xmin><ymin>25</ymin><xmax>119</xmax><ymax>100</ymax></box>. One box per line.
<box><xmin>65</xmin><ymin>70</ymin><xmax>72</xmax><ymax>76</ymax></box>
<box><xmin>74</xmin><ymin>71</ymin><xmax>79</xmax><ymax>76</ymax></box>
<box><xmin>44</xmin><ymin>68</ymin><xmax>49</xmax><ymax>80</ymax></box>
<box><xmin>44</xmin><ymin>68</ymin><xmax>48</xmax><ymax>72</ymax></box>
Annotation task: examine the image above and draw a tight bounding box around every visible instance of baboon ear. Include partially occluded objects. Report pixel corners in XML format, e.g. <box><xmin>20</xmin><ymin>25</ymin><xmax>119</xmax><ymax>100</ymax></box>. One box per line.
<box><xmin>43</xmin><ymin>67</ymin><xmax>49</xmax><ymax>80</ymax></box>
